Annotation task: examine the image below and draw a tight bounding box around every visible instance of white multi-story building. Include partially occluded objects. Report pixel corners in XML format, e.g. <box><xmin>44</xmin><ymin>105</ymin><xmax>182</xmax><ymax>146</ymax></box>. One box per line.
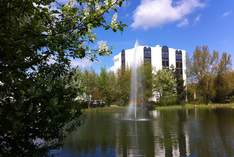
<box><xmin>110</xmin><ymin>44</ymin><xmax>187</xmax><ymax>82</ymax></box>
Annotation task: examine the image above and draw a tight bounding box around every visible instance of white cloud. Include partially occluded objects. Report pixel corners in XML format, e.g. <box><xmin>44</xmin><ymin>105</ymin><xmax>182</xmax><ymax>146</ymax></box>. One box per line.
<box><xmin>46</xmin><ymin>54</ymin><xmax>94</xmax><ymax>69</ymax></box>
<box><xmin>131</xmin><ymin>0</ymin><xmax>205</xmax><ymax>29</ymax></box>
<box><xmin>177</xmin><ymin>18</ymin><xmax>189</xmax><ymax>27</ymax></box>
<box><xmin>194</xmin><ymin>14</ymin><xmax>201</xmax><ymax>23</ymax></box>
<box><xmin>222</xmin><ymin>10</ymin><xmax>232</xmax><ymax>17</ymax></box>
<box><xmin>70</xmin><ymin>58</ymin><xmax>93</xmax><ymax>68</ymax></box>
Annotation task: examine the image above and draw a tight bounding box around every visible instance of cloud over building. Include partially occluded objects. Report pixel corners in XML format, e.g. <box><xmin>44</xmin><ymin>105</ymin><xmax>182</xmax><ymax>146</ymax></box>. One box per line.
<box><xmin>131</xmin><ymin>0</ymin><xmax>205</xmax><ymax>29</ymax></box>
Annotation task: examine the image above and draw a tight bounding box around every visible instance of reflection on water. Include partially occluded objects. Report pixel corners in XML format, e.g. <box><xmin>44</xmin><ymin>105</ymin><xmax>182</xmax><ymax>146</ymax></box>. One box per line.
<box><xmin>52</xmin><ymin>109</ymin><xmax>234</xmax><ymax>157</ymax></box>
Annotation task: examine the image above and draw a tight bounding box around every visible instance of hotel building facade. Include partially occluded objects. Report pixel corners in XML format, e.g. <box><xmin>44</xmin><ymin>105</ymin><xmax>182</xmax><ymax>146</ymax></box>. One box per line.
<box><xmin>110</xmin><ymin>44</ymin><xmax>187</xmax><ymax>82</ymax></box>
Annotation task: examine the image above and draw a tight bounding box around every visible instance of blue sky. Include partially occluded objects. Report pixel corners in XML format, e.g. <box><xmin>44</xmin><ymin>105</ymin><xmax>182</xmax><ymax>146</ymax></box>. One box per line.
<box><xmin>73</xmin><ymin>0</ymin><xmax>234</xmax><ymax>72</ymax></box>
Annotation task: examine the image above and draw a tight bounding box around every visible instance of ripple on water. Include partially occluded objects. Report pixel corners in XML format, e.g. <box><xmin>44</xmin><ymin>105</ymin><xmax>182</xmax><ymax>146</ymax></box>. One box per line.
<box><xmin>121</xmin><ymin>118</ymin><xmax>151</xmax><ymax>122</ymax></box>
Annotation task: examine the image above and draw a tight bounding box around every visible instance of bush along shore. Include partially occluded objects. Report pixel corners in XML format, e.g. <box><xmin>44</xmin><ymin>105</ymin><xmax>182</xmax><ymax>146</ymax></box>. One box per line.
<box><xmin>154</xmin><ymin>103</ymin><xmax>234</xmax><ymax>110</ymax></box>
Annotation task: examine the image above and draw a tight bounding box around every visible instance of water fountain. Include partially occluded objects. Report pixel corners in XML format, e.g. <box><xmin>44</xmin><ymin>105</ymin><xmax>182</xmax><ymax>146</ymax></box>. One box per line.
<box><xmin>128</xmin><ymin>40</ymin><xmax>139</xmax><ymax>119</ymax></box>
<box><xmin>126</xmin><ymin>41</ymin><xmax>149</xmax><ymax>121</ymax></box>
<box><xmin>124</xmin><ymin>41</ymin><xmax>148</xmax><ymax>157</ymax></box>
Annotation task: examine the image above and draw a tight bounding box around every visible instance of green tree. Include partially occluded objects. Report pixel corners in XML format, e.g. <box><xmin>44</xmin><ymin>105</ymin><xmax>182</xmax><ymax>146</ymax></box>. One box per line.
<box><xmin>169</xmin><ymin>65</ymin><xmax>186</xmax><ymax>104</ymax></box>
<box><xmin>186</xmin><ymin>54</ymin><xmax>198</xmax><ymax>102</ymax></box>
<box><xmin>215</xmin><ymin>53</ymin><xmax>232</xmax><ymax>102</ymax></box>
<box><xmin>97</xmin><ymin>68</ymin><xmax>113</xmax><ymax>105</ymax></box>
<box><xmin>175</xmin><ymin>73</ymin><xmax>186</xmax><ymax>104</ymax></box>
<box><xmin>139</xmin><ymin>63</ymin><xmax>153</xmax><ymax>103</ymax></box>
<box><xmin>189</xmin><ymin>46</ymin><xmax>218</xmax><ymax>103</ymax></box>
<box><xmin>0</xmin><ymin>0</ymin><xmax>126</xmax><ymax>156</ymax></box>
<box><xmin>153</xmin><ymin>69</ymin><xmax>177</xmax><ymax>106</ymax></box>
<box><xmin>108</xmin><ymin>71</ymin><xmax>119</xmax><ymax>104</ymax></box>
<box><xmin>192</xmin><ymin>46</ymin><xmax>219</xmax><ymax>80</ymax></box>
<box><xmin>82</xmin><ymin>69</ymin><xmax>100</xmax><ymax>101</ymax></box>
<box><xmin>199</xmin><ymin>74</ymin><xmax>216</xmax><ymax>103</ymax></box>
<box><xmin>217</xmin><ymin>53</ymin><xmax>232</xmax><ymax>73</ymax></box>
<box><xmin>187</xmin><ymin>46</ymin><xmax>233</xmax><ymax>103</ymax></box>
<box><xmin>115</xmin><ymin>69</ymin><xmax>131</xmax><ymax>105</ymax></box>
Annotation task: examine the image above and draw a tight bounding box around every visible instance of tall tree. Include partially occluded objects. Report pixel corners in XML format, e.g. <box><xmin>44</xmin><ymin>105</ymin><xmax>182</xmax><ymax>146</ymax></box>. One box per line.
<box><xmin>116</xmin><ymin>69</ymin><xmax>131</xmax><ymax>105</ymax></box>
<box><xmin>215</xmin><ymin>53</ymin><xmax>232</xmax><ymax>102</ymax></box>
<box><xmin>191</xmin><ymin>46</ymin><xmax>218</xmax><ymax>103</ymax></box>
<box><xmin>138</xmin><ymin>63</ymin><xmax>153</xmax><ymax>104</ymax></box>
<box><xmin>192</xmin><ymin>46</ymin><xmax>218</xmax><ymax>80</ymax></box>
<box><xmin>0</xmin><ymin>0</ymin><xmax>126</xmax><ymax>156</ymax></box>
<box><xmin>175</xmin><ymin>72</ymin><xmax>186</xmax><ymax>104</ymax></box>
<box><xmin>153</xmin><ymin>69</ymin><xmax>177</xmax><ymax>106</ymax></box>
<box><xmin>187</xmin><ymin>46</ymin><xmax>233</xmax><ymax>103</ymax></box>
<box><xmin>83</xmin><ymin>69</ymin><xmax>100</xmax><ymax>101</ymax></box>
<box><xmin>97</xmin><ymin>68</ymin><xmax>113</xmax><ymax>105</ymax></box>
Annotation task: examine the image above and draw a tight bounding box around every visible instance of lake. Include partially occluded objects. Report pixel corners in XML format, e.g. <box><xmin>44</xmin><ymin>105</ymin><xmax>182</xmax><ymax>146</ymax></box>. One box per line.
<box><xmin>51</xmin><ymin>108</ymin><xmax>234</xmax><ymax>157</ymax></box>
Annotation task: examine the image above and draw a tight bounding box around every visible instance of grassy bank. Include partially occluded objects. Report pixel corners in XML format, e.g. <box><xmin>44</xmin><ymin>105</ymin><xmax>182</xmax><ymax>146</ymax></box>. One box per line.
<box><xmin>155</xmin><ymin>103</ymin><xmax>234</xmax><ymax>111</ymax></box>
<box><xmin>83</xmin><ymin>105</ymin><xmax>126</xmax><ymax>113</ymax></box>
<box><xmin>82</xmin><ymin>103</ymin><xmax>234</xmax><ymax>112</ymax></box>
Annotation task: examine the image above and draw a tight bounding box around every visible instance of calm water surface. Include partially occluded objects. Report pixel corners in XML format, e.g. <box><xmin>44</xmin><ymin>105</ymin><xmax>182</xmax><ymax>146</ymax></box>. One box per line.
<box><xmin>52</xmin><ymin>108</ymin><xmax>234</xmax><ymax>157</ymax></box>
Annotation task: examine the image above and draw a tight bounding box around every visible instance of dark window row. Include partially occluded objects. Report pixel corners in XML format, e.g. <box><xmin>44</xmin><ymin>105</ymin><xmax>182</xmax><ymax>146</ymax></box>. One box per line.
<box><xmin>144</xmin><ymin>47</ymin><xmax>151</xmax><ymax>64</ymax></box>
<box><xmin>176</xmin><ymin>50</ymin><xmax>182</xmax><ymax>61</ymax></box>
<box><xmin>176</xmin><ymin>69</ymin><xmax>183</xmax><ymax>75</ymax></box>
<box><xmin>121</xmin><ymin>50</ymin><xmax>125</xmax><ymax>70</ymax></box>
<box><xmin>176</xmin><ymin>62</ymin><xmax>182</xmax><ymax>68</ymax></box>
<box><xmin>162</xmin><ymin>46</ymin><xmax>169</xmax><ymax>68</ymax></box>
<box><xmin>176</xmin><ymin>50</ymin><xmax>183</xmax><ymax>75</ymax></box>
<box><xmin>120</xmin><ymin>46</ymin><xmax>183</xmax><ymax>74</ymax></box>
<box><xmin>162</xmin><ymin>60</ymin><xmax>169</xmax><ymax>67</ymax></box>
<box><xmin>144</xmin><ymin>47</ymin><xmax>151</xmax><ymax>58</ymax></box>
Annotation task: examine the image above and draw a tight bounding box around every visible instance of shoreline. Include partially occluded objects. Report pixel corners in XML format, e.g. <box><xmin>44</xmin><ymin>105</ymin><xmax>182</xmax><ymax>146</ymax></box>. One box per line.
<box><xmin>83</xmin><ymin>103</ymin><xmax>234</xmax><ymax>112</ymax></box>
<box><xmin>155</xmin><ymin>103</ymin><xmax>234</xmax><ymax>110</ymax></box>
<box><xmin>83</xmin><ymin>105</ymin><xmax>126</xmax><ymax>112</ymax></box>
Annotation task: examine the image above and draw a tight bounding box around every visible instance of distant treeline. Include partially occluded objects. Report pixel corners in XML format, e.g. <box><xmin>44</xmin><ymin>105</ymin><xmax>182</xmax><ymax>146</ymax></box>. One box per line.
<box><xmin>187</xmin><ymin>46</ymin><xmax>234</xmax><ymax>104</ymax></box>
<box><xmin>74</xmin><ymin>45</ymin><xmax>234</xmax><ymax>106</ymax></box>
<box><xmin>72</xmin><ymin>67</ymin><xmax>131</xmax><ymax>106</ymax></box>
<box><xmin>73</xmin><ymin>62</ymin><xmax>185</xmax><ymax>107</ymax></box>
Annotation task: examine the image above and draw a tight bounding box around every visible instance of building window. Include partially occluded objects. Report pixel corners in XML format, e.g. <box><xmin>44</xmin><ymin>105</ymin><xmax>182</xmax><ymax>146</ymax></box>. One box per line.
<box><xmin>176</xmin><ymin>50</ymin><xmax>183</xmax><ymax>75</ymax></box>
<box><xmin>121</xmin><ymin>49</ymin><xmax>125</xmax><ymax>70</ymax></box>
<box><xmin>144</xmin><ymin>47</ymin><xmax>151</xmax><ymax>64</ymax></box>
<box><xmin>162</xmin><ymin>46</ymin><xmax>169</xmax><ymax>68</ymax></box>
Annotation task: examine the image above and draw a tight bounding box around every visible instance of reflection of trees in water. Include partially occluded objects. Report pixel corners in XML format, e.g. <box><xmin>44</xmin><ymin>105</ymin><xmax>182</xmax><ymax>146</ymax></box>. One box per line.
<box><xmin>155</xmin><ymin>110</ymin><xmax>189</xmax><ymax>157</ymax></box>
<box><xmin>115</xmin><ymin>119</ymin><xmax>155</xmax><ymax>157</ymax></box>
<box><xmin>115</xmin><ymin>110</ymin><xmax>190</xmax><ymax>157</ymax></box>
<box><xmin>155</xmin><ymin>109</ymin><xmax>234</xmax><ymax>157</ymax></box>
<box><xmin>177</xmin><ymin>110</ymin><xmax>187</xmax><ymax>157</ymax></box>
<box><xmin>64</xmin><ymin>112</ymin><xmax>117</xmax><ymax>155</ymax></box>
<box><xmin>63</xmin><ymin>109</ymin><xmax>234</xmax><ymax>157</ymax></box>
<box><xmin>215</xmin><ymin>109</ymin><xmax>234</xmax><ymax>157</ymax></box>
<box><xmin>65</xmin><ymin>110</ymin><xmax>190</xmax><ymax>157</ymax></box>
<box><xmin>188</xmin><ymin>109</ymin><xmax>234</xmax><ymax>157</ymax></box>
